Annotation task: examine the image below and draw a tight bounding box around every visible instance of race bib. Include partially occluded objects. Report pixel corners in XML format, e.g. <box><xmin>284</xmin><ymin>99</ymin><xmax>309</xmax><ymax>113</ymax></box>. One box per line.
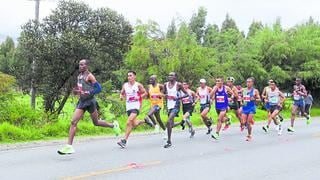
<box><xmin>270</xmin><ymin>96</ymin><xmax>279</xmax><ymax>104</ymax></box>
<box><xmin>127</xmin><ymin>95</ymin><xmax>137</xmax><ymax>102</ymax></box>
<box><xmin>200</xmin><ymin>95</ymin><xmax>205</xmax><ymax>99</ymax></box>
<box><xmin>151</xmin><ymin>94</ymin><xmax>160</xmax><ymax>99</ymax></box>
<box><xmin>243</xmin><ymin>95</ymin><xmax>251</xmax><ymax>102</ymax></box>
<box><xmin>216</xmin><ymin>96</ymin><xmax>225</xmax><ymax>103</ymax></box>
<box><xmin>182</xmin><ymin>98</ymin><xmax>190</xmax><ymax>104</ymax></box>
<box><xmin>293</xmin><ymin>95</ymin><xmax>300</xmax><ymax>101</ymax></box>
<box><xmin>167</xmin><ymin>95</ymin><xmax>175</xmax><ymax>100</ymax></box>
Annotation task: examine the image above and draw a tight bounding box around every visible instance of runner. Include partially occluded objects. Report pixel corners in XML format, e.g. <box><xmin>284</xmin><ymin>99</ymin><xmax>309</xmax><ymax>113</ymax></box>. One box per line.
<box><xmin>262</xmin><ymin>80</ymin><xmax>286</xmax><ymax>135</ymax></box>
<box><xmin>240</xmin><ymin>77</ymin><xmax>261</xmax><ymax>141</ymax></box>
<box><xmin>180</xmin><ymin>82</ymin><xmax>197</xmax><ymax>138</ymax></box>
<box><xmin>163</xmin><ymin>72</ymin><xmax>189</xmax><ymax>148</ymax></box>
<box><xmin>288</xmin><ymin>78</ymin><xmax>311</xmax><ymax>132</ymax></box>
<box><xmin>304</xmin><ymin>91</ymin><xmax>313</xmax><ymax>117</ymax></box>
<box><xmin>145</xmin><ymin>75</ymin><xmax>166</xmax><ymax>132</ymax></box>
<box><xmin>58</xmin><ymin>59</ymin><xmax>121</xmax><ymax>155</ymax></box>
<box><xmin>224</xmin><ymin>77</ymin><xmax>241</xmax><ymax>130</ymax></box>
<box><xmin>262</xmin><ymin>80</ymin><xmax>284</xmax><ymax>128</ymax></box>
<box><xmin>117</xmin><ymin>71</ymin><xmax>154</xmax><ymax>148</ymax></box>
<box><xmin>211</xmin><ymin>77</ymin><xmax>234</xmax><ymax>140</ymax></box>
<box><xmin>195</xmin><ymin>79</ymin><xmax>213</xmax><ymax>134</ymax></box>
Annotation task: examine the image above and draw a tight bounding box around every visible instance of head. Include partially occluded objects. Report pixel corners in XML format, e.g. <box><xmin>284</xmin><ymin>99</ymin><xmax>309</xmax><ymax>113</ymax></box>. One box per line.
<box><xmin>127</xmin><ymin>70</ymin><xmax>136</xmax><ymax>83</ymax></box>
<box><xmin>182</xmin><ymin>82</ymin><xmax>189</xmax><ymax>90</ymax></box>
<box><xmin>268</xmin><ymin>79</ymin><xmax>275</xmax><ymax>87</ymax></box>
<box><xmin>168</xmin><ymin>72</ymin><xmax>177</xmax><ymax>82</ymax></box>
<box><xmin>246</xmin><ymin>77</ymin><xmax>255</xmax><ymax>88</ymax></box>
<box><xmin>200</xmin><ymin>79</ymin><xmax>206</xmax><ymax>88</ymax></box>
<box><xmin>149</xmin><ymin>75</ymin><xmax>157</xmax><ymax>85</ymax></box>
<box><xmin>295</xmin><ymin>78</ymin><xmax>302</xmax><ymax>86</ymax></box>
<box><xmin>79</xmin><ymin>59</ymin><xmax>89</xmax><ymax>72</ymax></box>
<box><xmin>226</xmin><ymin>77</ymin><xmax>235</xmax><ymax>87</ymax></box>
<box><xmin>215</xmin><ymin>77</ymin><xmax>224</xmax><ymax>88</ymax></box>
<box><xmin>236</xmin><ymin>83</ymin><xmax>242</xmax><ymax>90</ymax></box>
<box><xmin>269</xmin><ymin>80</ymin><xmax>276</xmax><ymax>90</ymax></box>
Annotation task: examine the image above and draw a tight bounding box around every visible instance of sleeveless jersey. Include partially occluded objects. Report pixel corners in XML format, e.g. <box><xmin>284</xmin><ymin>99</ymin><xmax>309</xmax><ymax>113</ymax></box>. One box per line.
<box><xmin>166</xmin><ymin>82</ymin><xmax>179</xmax><ymax>110</ymax></box>
<box><xmin>268</xmin><ymin>89</ymin><xmax>280</xmax><ymax>106</ymax></box>
<box><xmin>242</xmin><ymin>88</ymin><xmax>255</xmax><ymax>110</ymax></box>
<box><xmin>124</xmin><ymin>82</ymin><xmax>142</xmax><ymax>111</ymax></box>
<box><xmin>199</xmin><ymin>87</ymin><xmax>210</xmax><ymax>105</ymax></box>
<box><xmin>149</xmin><ymin>84</ymin><xmax>163</xmax><ymax>108</ymax></box>
<box><xmin>77</xmin><ymin>72</ymin><xmax>94</xmax><ymax>101</ymax></box>
<box><xmin>215</xmin><ymin>86</ymin><xmax>229</xmax><ymax>110</ymax></box>
<box><xmin>181</xmin><ymin>90</ymin><xmax>193</xmax><ymax>105</ymax></box>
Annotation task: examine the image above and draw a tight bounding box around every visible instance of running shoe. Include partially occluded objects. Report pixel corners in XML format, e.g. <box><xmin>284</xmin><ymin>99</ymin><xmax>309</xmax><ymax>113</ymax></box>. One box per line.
<box><xmin>211</xmin><ymin>132</ymin><xmax>220</xmax><ymax>140</ymax></box>
<box><xmin>154</xmin><ymin>124</ymin><xmax>160</xmax><ymax>133</ymax></box>
<box><xmin>246</xmin><ymin>135</ymin><xmax>253</xmax><ymax>141</ymax></box>
<box><xmin>57</xmin><ymin>145</ymin><xmax>75</xmax><ymax>155</ymax></box>
<box><xmin>113</xmin><ymin>120</ymin><xmax>121</xmax><ymax>136</ymax></box>
<box><xmin>278</xmin><ymin>125</ymin><xmax>282</xmax><ymax>135</ymax></box>
<box><xmin>206</xmin><ymin>127</ymin><xmax>212</xmax><ymax>135</ymax></box>
<box><xmin>278</xmin><ymin>115</ymin><xmax>284</xmax><ymax>122</ymax></box>
<box><xmin>181</xmin><ymin>120</ymin><xmax>186</xmax><ymax>130</ymax></box>
<box><xmin>262</xmin><ymin>125</ymin><xmax>269</xmax><ymax>133</ymax></box>
<box><xmin>117</xmin><ymin>139</ymin><xmax>127</xmax><ymax>148</ymax></box>
<box><xmin>144</xmin><ymin>117</ymin><xmax>154</xmax><ymax>127</ymax></box>
<box><xmin>287</xmin><ymin>126</ymin><xmax>295</xmax><ymax>132</ymax></box>
<box><xmin>306</xmin><ymin>115</ymin><xmax>311</xmax><ymax>125</ymax></box>
<box><xmin>190</xmin><ymin>129</ymin><xmax>195</xmax><ymax>138</ymax></box>
<box><xmin>164</xmin><ymin>141</ymin><xmax>172</xmax><ymax>148</ymax></box>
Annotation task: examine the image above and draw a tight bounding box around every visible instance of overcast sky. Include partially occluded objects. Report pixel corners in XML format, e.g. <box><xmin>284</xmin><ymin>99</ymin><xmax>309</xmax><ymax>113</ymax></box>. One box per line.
<box><xmin>0</xmin><ymin>0</ymin><xmax>320</xmax><ymax>42</ymax></box>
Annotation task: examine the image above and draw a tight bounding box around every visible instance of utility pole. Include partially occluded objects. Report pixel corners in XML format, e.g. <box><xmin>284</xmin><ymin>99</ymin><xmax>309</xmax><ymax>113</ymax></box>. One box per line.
<box><xmin>30</xmin><ymin>0</ymin><xmax>40</xmax><ymax>109</ymax></box>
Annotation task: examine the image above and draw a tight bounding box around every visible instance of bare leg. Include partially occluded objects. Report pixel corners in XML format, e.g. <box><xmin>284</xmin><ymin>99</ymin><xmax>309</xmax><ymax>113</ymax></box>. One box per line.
<box><xmin>166</xmin><ymin>113</ymin><xmax>176</xmax><ymax>144</ymax></box>
<box><xmin>91</xmin><ymin>110</ymin><xmax>114</xmax><ymax>128</ymax></box>
<box><xmin>216</xmin><ymin>110</ymin><xmax>227</xmax><ymax>133</ymax></box>
<box><xmin>247</xmin><ymin>114</ymin><xmax>254</xmax><ymax>136</ymax></box>
<box><xmin>67</xmin><ymin>109</ymin><xmax>84</xmax><ymax>145</ymax></box>
<box><xmin>291</xmin><ymin>105</ymin><xmax>298</xmax><ymax>127</ymax></box>
<box><xmin>124</xmin><ymin>113</ymin><xmax>138</xmax><ymax>141</ymax></box>
<box><xmin>201</xmin><ymin>108</ymin><xmax>211</xmax><ymax>127</ymax></box>
<box><xmin>154</xmin><ymin>111</ymin><xmax>166</xmax><ymax>130</ymax></box>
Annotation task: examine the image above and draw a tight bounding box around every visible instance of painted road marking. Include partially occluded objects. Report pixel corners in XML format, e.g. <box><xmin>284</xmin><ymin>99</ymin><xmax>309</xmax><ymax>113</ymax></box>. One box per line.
<box><xmin>63</xmin><ymin>160</ymin><xmax>161</xmax><ymax>180</ymax></box>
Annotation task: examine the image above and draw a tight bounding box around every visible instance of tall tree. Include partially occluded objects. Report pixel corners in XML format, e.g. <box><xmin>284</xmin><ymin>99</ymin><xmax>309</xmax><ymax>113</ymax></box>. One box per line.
<box><xmin>0</xmin><ymin>37</ymin><xmax>15</xmax><ymax>75</ymax></box>
<box><xmin>17</xmin><ymin>0</ymin><xmax>132</xmax><ymax>113</ymax></box>
<box><xmin>221</xmin><ymin>14</ymin><xmax>239</xmax><ymax>33</ymax></box>
<box><xmin>188</xmin><ymin>6</ymin><xmax>207</xmax><ymax>44</ymax></box>
<box><xmin>166</xmin><ymin>19</ymin><xmax>177</xmax><ymax>39</ymax></box>
<box><xmin>247</xmin><ymin>20</ymin><xmax>264</xmax><ymax>38</ymax></box>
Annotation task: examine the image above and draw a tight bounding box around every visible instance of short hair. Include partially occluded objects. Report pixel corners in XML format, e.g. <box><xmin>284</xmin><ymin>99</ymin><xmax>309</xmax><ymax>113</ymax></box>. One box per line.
<box><xmin>80</xmin><ymin>59</ymin><xmax>90</xmax><ymax>65</ymax></box>
<box><xmin>216</xmin><ymin>76</ymin><xmax>224</xmax><ymax>81</ymax></box>
<box><xmin>128</xmin><ymin>70</ymin><xmax>136</xmax><ymax>75</ymax></box>
<box><xmin>296</xmin><ymin>77</ymin><xmax>301</xmax><ymax>81</ymax></box>
<box><xmin>247</xmin><ymin>77</ymin><xmax>255</xmax><ymax>82</ymax></box>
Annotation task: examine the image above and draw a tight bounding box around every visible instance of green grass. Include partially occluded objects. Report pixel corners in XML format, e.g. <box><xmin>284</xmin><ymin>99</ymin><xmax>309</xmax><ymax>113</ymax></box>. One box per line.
<box><xmin>1</xmin><ymin>93</ymin><xmax>320</xmax><ymax>143</ymax></box>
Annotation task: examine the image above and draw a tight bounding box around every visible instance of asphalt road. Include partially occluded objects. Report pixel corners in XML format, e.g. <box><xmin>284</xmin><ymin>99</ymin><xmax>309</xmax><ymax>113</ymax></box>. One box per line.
<box><xmin>1</xmin><ymin>117</ymin><xmax>320</xmax><ymax>180</ymax></box>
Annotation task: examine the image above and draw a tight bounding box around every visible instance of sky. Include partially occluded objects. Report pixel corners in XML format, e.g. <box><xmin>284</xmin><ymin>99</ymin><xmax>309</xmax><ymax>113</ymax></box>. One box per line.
<box><xmin>0</xmin><ymin>0</ymin><xmax>320</xmax><ymax>42</ymax></box>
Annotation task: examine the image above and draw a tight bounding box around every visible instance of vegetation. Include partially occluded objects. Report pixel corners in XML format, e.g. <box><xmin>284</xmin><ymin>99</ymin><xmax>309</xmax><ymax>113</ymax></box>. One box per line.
<box><xmin>0</xmin><ymin>2</ymin><xmax>319</xmax><ymax>143</ymax></box>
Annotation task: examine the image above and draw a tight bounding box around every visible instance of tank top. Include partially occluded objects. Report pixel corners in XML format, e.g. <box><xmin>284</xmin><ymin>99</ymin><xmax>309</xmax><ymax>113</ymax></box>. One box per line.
<box><xmin>149</xmin><ymin>84</ymin><xmax>163</xmax><ymax>108</ymax></box>
<box><xmin>181</xmin><ymin>90</ymin><xmax>193</xmax><ymax>105</ymax></box>
<box><xmin>199</xmin><ymin>87</ymin><xmax>210</xmax><ymax>105</ymax></box>
<box><xmin>215</xmin><ymin>86</ymin><xmax>229</xmax><ymax>110</ymax></box>
<box><xmin>237</xmin><ymin>88</ymin><xmax>243</xmax><ymax>102</ymax></box>
<box><xmin>242</xmin><ymin>88</ymin><xmax>255</xmax><ymax>110</ymax></box>
<box><xmin>268</xmin><ymin>89</ymin><xmax>280</xmax><ymax>106</ymax></box>
<box><xmin>293</xmin><ymin>85</ymin><xmax>304</xmax><ymax>101</ymax></box>
<box><xmin>124</xmin><ymin>82</ymin><xmax>142</xmax><ymax>111</ymax></box>
<box><xmin>77</xmin><ymin>72</ymin><xmax>94</xmax><ymax>101</ymax></box>
<box><xmin>166</xmin><ymin>82</ymin><xmax>179</xmax><ymax>110</ymax></box>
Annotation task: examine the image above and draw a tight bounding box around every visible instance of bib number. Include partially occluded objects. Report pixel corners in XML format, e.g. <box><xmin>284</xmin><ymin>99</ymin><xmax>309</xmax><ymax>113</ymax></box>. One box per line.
<box><xmin>216</xmin><ymin>96</ymin><xmax>225</xmax><ymax>103</ymax></box>
<box><xmin>270</xmin><ymin>96</ymin><xmax>278</xmax><ymax>104</ymax></box>
<box><xmin>243</xmin><ymin>95</ymin><xmax>251</xmax><ymax>102</ymax></box>
<box><xmin>293</xmin><ymin>95</ymin><xmax>300</xmax><ymax>101</ymax></box>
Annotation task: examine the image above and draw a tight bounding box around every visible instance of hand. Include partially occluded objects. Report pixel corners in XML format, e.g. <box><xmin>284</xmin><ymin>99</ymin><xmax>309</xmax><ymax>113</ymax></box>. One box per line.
<box><xmin>250</xmin><ymin>96</ymin><xmax>256</xmax><ymax>101</ymax></box>
<box><xmin>80</xmin><ymin>91</ymin><xmax>90</xmax><ymax>95</ymax></box>
<box><xmin>120</xmin><ymin>95</ymin><xmax>124</xmax><ymax>101</ymax></box>
<box><xmin>192</xmin><ymin>103</ymin><xmax>196</xmax><ymax>107</ymax></box>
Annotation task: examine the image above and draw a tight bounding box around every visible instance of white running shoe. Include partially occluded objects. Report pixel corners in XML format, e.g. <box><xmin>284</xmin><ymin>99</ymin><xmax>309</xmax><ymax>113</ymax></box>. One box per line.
<box><xmin>154</xmin><ymin>124</ymin><xmax>160</xmax><ymax>133</ymax></box>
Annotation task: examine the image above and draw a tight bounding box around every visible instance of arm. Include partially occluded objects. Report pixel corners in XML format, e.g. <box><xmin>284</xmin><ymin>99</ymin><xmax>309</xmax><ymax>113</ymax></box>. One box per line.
<box><xmin>194</xmin><ymin>88</ymin><xmax>200</xmax><ymax>103</ymax></box>
<box><xmin>232</xmin><ymin>87</ymin><xmax>238</xmax><ymax>99</ymax></box>
<box><xmin>159</xmin><ymin>84</ymin><xmax>165</xmax><ymax>98</ymax></box>
<box><xmin>254</xmin><ymin>89</ymin><xmax>261</xmax><ymax>102</ymax></box>
<box><xmin>86</xmin><ymin>74</ymin><xmax>101</xmax><ymax>95</ymax></box>
<box><xmin>299</xmin><ymin>86</ymin><xmax>307</xmax><ymax>97</ymax></box>
<box><xmin>226</xmin><ymin>86</ymin><xmax>235</xmax><ymax>98</ymax></box>
<box><xmin>209</xmin><ymin>86</ymin><xmax>217</xmax><ymax>101</ymax></box>
<box><xmin>191</xmin><ymin>90</ymin><xmax>197</xmax><ymax>106</ymax></box>
<box><xmin>120</xmin><ymin>84</ymin><xmax>125</xmax><ymax>100</ymax></box>
<box><xmin>278</xmin><ymin>90</ymin><xmax>286</xmax><ymax>107</ymax></box>
<box><xmin>261</xmin><ymin>87</ymin><xmax>267</xmax><ymax>99</ymax></box>
<box><xmin>177</xmin><ymin>83</ymin><xmax>189</xmax><ymax>100</ymax></box>
<box><xmin>138</xmin><ymin>83</ymin><xmax>147</xmax><ymax>98</ymax></box>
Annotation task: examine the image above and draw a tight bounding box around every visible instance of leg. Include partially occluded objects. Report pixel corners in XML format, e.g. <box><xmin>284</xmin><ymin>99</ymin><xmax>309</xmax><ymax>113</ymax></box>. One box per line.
<box><xmin>91</xmin><ymin>110</ymin><xmax>114</xmax><ymax>128</ymax></box>
<box><xmin>166</xmin><ymin>112</ymin><xmax>176</xmax><ymax>144</ymax></box>
<box><xmin>67</xmin><ymin>109</ymin><xmax>84</xmax><ymax>145</ymax></box>
<box><xmin>145</xmin><ymin>108</ymin><xmax>157</xmax><ymax>125</ymax></box>
<box><xmin>154</xmin><ymin>110</ymin><xmax>166</xmax><ymax>130</ymax></box>
<box><xmin>247</xmin><ymin>114</ymin><xmax>254</xmax><ymax>136</ymax></box>
<box><xmin>271</xmin><ymin>109</ymin><xmax>280</xmax><ymax>125</ymax></box>
<box><xmin>216</xmin><ymin>110</ymin><xmax>227</xmax><ymax>134</ymax></box>
<box><xmin>124</xmin><ymin>113</ymin><xmax>139</xmax><ymax>141</ymax></box>
<box><xmin>291</xmin><ymin>105</ymin><xmax>298</xmax><ymax>127</ymax></box>
<box><xmin>201</xmin><ymin>108</ymin><xmax>211</xmax><ymax>127</ymax></box>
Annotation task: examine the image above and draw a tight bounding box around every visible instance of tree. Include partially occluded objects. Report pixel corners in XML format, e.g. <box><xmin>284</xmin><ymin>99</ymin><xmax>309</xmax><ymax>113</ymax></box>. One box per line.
<box><xmin>221</xmin><ymin>14</ymin><xmax>239</xmax><ymax>33</ymax></box>
<box><xmin>247</xmin><ymin>20</ymin><xmax>263</xmax><ymax>38</ymax></box>
<box><xmin>17</xmin><ymin>0</ymin><xmax>132</xmax><ymax>114</ymax></box>
<box><xmin>203</xmin><ymin>24</ymin><xmax>219</xmax><ymax>47</ymax></box>
<box><xmin>188</xmin><ymin>6</ymin><xmax>207</xmax><ymax>44</ymax></box>
<box><xmin>166</xmin><ymin>19</ymin><xmax>177</xmax><ymax>39</ymax></box>
<box><xmin>0</xmin><ymin>37</ymin><xmax>15</xmax><ymax>75</ymax></box>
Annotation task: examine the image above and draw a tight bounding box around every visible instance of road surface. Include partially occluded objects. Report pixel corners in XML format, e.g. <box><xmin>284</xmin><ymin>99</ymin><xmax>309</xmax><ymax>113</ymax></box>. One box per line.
<box><xmin>1</xmin><ymin>117</ymin><xmax>320</xmax><ymax>180</ymax></box>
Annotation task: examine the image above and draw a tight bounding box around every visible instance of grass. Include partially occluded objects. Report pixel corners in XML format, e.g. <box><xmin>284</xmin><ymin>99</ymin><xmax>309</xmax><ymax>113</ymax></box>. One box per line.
<box><xmin>0</xmin><ymin>93</ymin><xmax>319</xmax><ymax>143</ymax></box>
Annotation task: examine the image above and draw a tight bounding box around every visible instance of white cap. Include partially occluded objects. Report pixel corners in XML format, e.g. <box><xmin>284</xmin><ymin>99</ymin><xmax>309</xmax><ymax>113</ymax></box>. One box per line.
<box><xmin>200</xmin><ymin>79</ymin><xmax>206</xmax><ymax>83</ymax></box>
